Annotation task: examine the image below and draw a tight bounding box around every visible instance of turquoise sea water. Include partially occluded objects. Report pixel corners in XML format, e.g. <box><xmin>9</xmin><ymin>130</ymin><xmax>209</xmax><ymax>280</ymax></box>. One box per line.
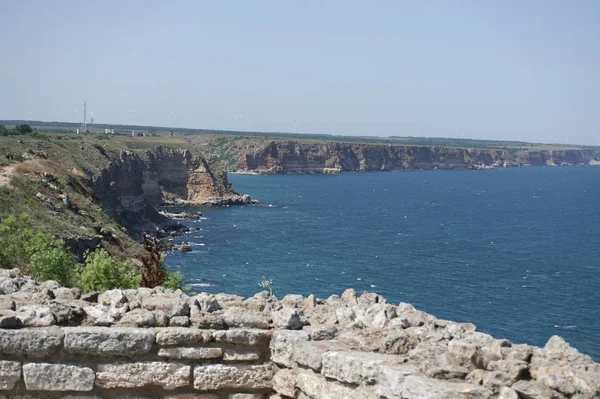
<box><xmin>167</xmin><ymin>167</ymin><xmax>600</xmax><ymax>360</ymax></box>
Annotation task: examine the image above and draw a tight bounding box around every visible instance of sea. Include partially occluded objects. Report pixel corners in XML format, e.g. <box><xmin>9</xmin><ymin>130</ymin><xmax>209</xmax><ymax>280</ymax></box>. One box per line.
<box><xmin>166</xmin><ymin>166</ymin><xmax>600</xmax><ymax>360</ymax></box>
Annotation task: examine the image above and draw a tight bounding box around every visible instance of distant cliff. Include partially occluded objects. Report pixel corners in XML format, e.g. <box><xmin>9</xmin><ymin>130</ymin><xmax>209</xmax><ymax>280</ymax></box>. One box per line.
<box><xmin>237</xmin><ymin>141</ymin><xmax>600</xmax><ymax>173</ymax></box>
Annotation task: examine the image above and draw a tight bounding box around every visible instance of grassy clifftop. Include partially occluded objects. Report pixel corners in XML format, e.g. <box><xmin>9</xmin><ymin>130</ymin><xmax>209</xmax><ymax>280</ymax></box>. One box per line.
<box><xmin>0</xmin><ymin>133</ymin><xmax>200</xmax><ymax>261</ymax></box>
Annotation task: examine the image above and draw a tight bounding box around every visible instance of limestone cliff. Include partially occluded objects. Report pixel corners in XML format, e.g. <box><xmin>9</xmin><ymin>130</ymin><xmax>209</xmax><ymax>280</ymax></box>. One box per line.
<box><xmin>238</xmin><ymin>141</ymin><xmax>599</xmax><ymax>173</ymax></box>
<box><xmin>93</xmin><ymin>147</ymin><xmax>248</xmax><ymax>235</ymax></box>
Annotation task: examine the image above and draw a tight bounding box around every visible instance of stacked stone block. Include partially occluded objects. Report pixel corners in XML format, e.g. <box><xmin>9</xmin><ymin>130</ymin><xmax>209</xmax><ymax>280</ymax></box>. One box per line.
<box><xmin>0</xmin><ymin>327</ymin><xmax>274</xmax><ymax>398</ymax></box>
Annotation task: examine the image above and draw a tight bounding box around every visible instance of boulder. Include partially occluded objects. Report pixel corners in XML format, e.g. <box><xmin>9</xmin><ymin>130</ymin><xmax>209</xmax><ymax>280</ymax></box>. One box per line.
<box><xmin>272</xmin><ymin>308</ymin><xmax>303</xmax><ymax>330</ymax></box>
<box><xmin>371</xmin><ymin>304</ymin><xmax>397</xmax><ymax>328</ymax></box>
<box><xmin>512</xmin><ymin>380</ymin><xmax>567</xmax><ymax>399</ymax></box>
<box><xmin>341</xmin><ymin>288</ymin><xmax>358</xmax><ymax>305</ymax></box>
<box><xmin>281</xmin><ymin>294</ymin><xmax>305</xmax><ymax>308</ymax></box>
<box><xmin>141</xmin><ymin>293</ymin><xmax>189</xmax><ymax>318</ymax></box>
<box><xmin>52</xmin><ymin>287</ymin><xmax>82</xmax><ymax>301</ymax></box>
<box><xmin>15</xmin><ymin>305</ymin><xmax>56</xmax><ymax>327</ymax></box>
<box><xmin>0</xmin><ymin>297</ymin><xmax>15</xmax><ymax>311</ymax></box>
<box><xmin>0</xmin><ymin>310</ymin><xmax>19</xmax><ymax>329</ymax></box>
<box><xmin>194</xmin><ymin>293</ymin><xmax>221</xmax><ymax>312</ymax></box>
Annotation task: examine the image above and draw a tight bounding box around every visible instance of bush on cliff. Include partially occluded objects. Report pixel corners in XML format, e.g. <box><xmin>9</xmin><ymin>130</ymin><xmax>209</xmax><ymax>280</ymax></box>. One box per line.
<box><xmin>80</xmin><ymin>248</ymin><xmax>140</xmax><ymax>292</ymax></box>
<box><xmin>139</xmin><ymin>232</ymin><xmax>189</xmax><ymax>292</ymax></box>
<box><xmin>0</xmin><ymin>213</ymin><xmax>76</xmax><ymax>286</ymax></box>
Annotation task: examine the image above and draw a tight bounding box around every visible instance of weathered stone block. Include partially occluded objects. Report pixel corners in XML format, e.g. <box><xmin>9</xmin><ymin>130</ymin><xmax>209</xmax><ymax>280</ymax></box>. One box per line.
<box><xmin>169</xmin><ymin>315</ymin><xmax>191</xmax><ymax>327</ymax></box>
<box><xmin>158</xmin><ymin>347</ymin><xmax>223</xmax><ymax>360</ymax></box>
<box><xmin>193</xmin><ymin>364</ymin><xmax>274</xmax><ymax>390</ymax></box>
<box><xmin>0</xmin><ymin>327</ymin><xmax>63</xmax><ymax>357</ymax></box>
<box><xmin>223</xmin><ymin>349</ymin><xmax>261</xmax><ymax>362</ymax></box>
<box><xmin>400</xmin><ymin>375</ymin><xmax>493</xmax><ymax>399</ymax></box>
<box><xmin>228</xmin><ymin>394</ymin><xmax>264</xmax><ymax>399</ymax></box>
<box><xmin>273</xmin><ymin>368</ymin><xmax>297</xmax><ymax>397</ymax></box>
<box><xmin>213</xmin><ymin>329</ymin><xmax>270</xmax><ymax>345</ymax></box>
<box><xmin>156</xmin><ymin>327</ymin><xmax>210</xmax><ymax>346</ymax></box>
<box><xmin>15</xmin><ymin>305</ymin><xmax>55</xmax><ymax>327</ymax></box>
<box><xmin>294</xmin><ymin>341</ymin><xmax>351</xmax><ymax>371</ymax></box>
<box><xmin>194</xmin><ymin>293</ymin><xmax>222</xmax><ymax>312</ymax></box>
<box><xmin>165</xmin><ymin>395</ymin><xmax>219</xmax><ymax>399</ymax></box>
<box><xmin>272</xmin><ymin>308</ymin><xmax>303</xmax><ymax>330</ymax></box>
<box><xmin>321</xmin><ymin>350</ymin><xmax>397</xmax><ymax>384</ymax></box>
<box><xmin>0</xmin><ymin>361</ymin><xmax>20</xmax><ymax>390</ymax></box>
<box><xmin>270</xmin><ymin>330</ymin><xmax>309</xmax><ymax>367</ymax></box>
<box><xmin>512</xmin><ymin>380</ymin><xmax>567</xmax><ymax>399</ymax></box>
<box><xmin>223</xmin><ymin>307</ymin><xmax>269</xmax><ymax>329</ymax></box>
<box><xmin>376</xmin><ymin>364</ymin><xmax>418</xmax><ymax>398</ymax></box>
<box><xmin>117</xmin><ymin>308</ymin><xmax>168</xmax><ymax>327</ymax></box>
<box><xmin>141</xmin><ymin>295</ymin><xmax>189</xmax><ymax>318</ymax></box>
<box><xmin>64</xmin><ymin>327</ymin><xmax>154</xmax><ymax>356</ymax></box>
<box><xmin>95</xmin><ymin>362</ymin><xmax>190</xmax><ymax>389</ymax></box>
<box><xmin>295</xmin><ymin>368</ymin><xmax>376</xmax><ymax>399</ymax></box>
<box><xmin>0</xmin><ymin>298</ymin><xmax>15</xmax><ymax>311</ymax></box>
<box><xmin>22</xmin><ymin>363</ymin><xmax>95</xmax><ymax>391</ymax></box>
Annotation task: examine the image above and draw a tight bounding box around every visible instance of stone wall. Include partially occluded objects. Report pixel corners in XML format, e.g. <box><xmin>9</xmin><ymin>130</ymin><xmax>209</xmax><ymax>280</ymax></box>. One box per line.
<box><xmin>0</xmin><ymin>326</ymin><xmax>274</xmax><ymax>398</ymax></box>
<box><xmin>0</xmin><ymin>268</ymin><xmax>598</xmax><ymax>399</ymax></box>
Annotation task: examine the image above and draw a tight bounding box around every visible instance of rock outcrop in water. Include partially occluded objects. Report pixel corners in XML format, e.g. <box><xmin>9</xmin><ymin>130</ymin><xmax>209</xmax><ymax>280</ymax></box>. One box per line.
<box><xmin>236</xmin><ymin>141</ymin><xmax>600</xmax><ymax>174</ymax></box>
<box><xmin>0</xmin><ymin>268</ymin><xmax>598</xmax><ymax>398</ymax></box>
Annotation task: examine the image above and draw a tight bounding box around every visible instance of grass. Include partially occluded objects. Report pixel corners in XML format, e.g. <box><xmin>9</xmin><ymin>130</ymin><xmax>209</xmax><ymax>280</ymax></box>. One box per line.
<box><xmin>0</xmin><ymin>134</ymin><xmax>174</xmax><ymax>260</ymax></box>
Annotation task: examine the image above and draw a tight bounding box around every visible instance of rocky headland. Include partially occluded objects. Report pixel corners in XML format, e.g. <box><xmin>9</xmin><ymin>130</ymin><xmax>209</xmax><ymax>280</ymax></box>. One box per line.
<box><xmin>0</xmin><ymin>268</ymin><xmax>597</xmax><ymax>399</ymax></box>
<box><xmin>0</xmin><ymin>135</ymin><xmax>256</xmax><ymax>258</ymax></box>
<box><xmin>91</xmin><ymin>146</ymin><xmax>254</xmax><ymax>236</ymax></box>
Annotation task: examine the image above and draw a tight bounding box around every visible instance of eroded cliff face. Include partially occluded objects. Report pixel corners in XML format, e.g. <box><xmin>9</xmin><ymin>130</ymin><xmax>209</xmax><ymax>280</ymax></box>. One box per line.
<box><xmin>93</xmin><ymin>147</ymin><xmax>240</xmax><ymax>235</ymax></box>
<box><xmin>239</xmin><ymin>141</ymin><xmax>599</xmax><ymax>173</ymax></box>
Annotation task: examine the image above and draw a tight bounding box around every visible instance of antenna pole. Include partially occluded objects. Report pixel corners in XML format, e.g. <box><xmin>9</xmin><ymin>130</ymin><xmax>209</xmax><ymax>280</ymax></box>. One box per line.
<box><xmin>83</xmin><ymin>101</ymin><xmax>87</xmax><ymax>133</ymax></box>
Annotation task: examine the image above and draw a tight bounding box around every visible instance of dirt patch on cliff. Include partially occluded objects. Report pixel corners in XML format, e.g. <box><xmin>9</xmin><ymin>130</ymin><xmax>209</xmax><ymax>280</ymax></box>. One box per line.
<box><xmin>0</xmin><ymin>164</ymin><xmax>17</xmax><ymax>187</ymax></box>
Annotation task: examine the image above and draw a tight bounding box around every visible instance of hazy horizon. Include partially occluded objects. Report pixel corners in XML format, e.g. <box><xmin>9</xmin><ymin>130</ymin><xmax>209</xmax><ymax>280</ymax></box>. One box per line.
<box><xmin>1</xmin><ymin>1</ymin><xmax>599</xmax><ymax>145</ymax></box>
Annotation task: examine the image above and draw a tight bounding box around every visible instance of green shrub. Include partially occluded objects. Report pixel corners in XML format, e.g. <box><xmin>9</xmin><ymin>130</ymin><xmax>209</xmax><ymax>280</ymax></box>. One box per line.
<box><xmin>80</xmin><ymin>248</ymin><xmax>140</xmax><ymax>292</ymax></box>
<box><xmin>15</xmin><ymin>124</ymin><xmax>33</xmax><ymax>134</ymax></box>
<box><xmin>28</xmin><ymin>238</ymin><xmax>76</xmax><ymax>286</ymax></box>
<box><xmin>0</xmin><ymin>213</ymin><xmax>76</xmax><ymax>286</ymax></box>
<box><xmin>163</xmin><ymin>270</ymin><xmax>189</xmax><ymax>292</ymax></box>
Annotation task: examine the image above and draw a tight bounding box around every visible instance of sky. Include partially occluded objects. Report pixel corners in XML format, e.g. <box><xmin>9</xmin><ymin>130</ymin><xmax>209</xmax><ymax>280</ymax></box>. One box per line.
<box><xmin>1</xmin><ymin>1</ymin><xmax>599</xmax><ymax>145</ymax></box>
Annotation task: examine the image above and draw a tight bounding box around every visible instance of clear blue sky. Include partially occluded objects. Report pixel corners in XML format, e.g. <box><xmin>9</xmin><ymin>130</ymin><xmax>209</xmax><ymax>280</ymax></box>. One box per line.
<box><xmin>1</xmin><ymin>1</ymin><xmax>599</xmax><ymax>144</ymax></box>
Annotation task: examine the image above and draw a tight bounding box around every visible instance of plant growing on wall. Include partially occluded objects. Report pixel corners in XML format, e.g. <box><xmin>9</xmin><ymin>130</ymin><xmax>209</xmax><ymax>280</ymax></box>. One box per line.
<box><xmin>259</xmin><ymin>276</ymin><xmax>274</xmax><ymax>297</ymax></box>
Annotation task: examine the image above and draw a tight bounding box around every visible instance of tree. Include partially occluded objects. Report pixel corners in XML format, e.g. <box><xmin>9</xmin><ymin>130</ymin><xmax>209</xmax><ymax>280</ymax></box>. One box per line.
<box><xmin>15</xmin><ymin>124</ymin><xmax>33</xmax><ymax>134</ymax></box>
<box><xmin>0</xmin><ymin>125</ymin><xmax>7</xmax><ymax>136</ymax></box>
